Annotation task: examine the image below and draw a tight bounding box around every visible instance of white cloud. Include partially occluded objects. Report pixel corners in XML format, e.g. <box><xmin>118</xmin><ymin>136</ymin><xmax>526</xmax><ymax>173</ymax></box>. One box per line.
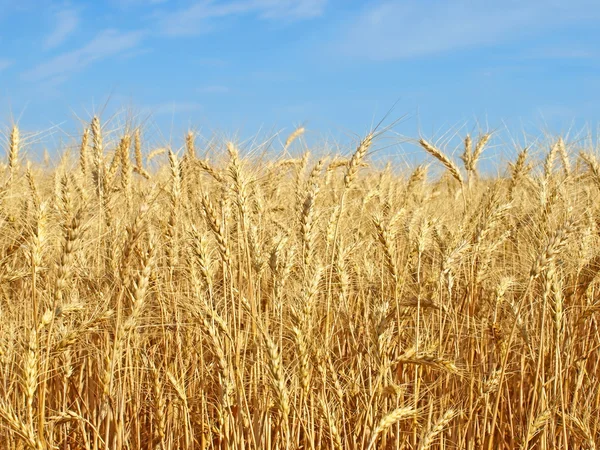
<box><xmin>23</xmin><ymin>29</ymin><xmax>146</xmax><ymax>83</ymax></box>
<box><xmin>157</xmin><ymin>0</ymin><xmax>327</xmax><ymax>36</ymax></box>
<box><xmin>44</xmin><ymin>8</ymin><xmax>79</xmax><ymax>50</ymax></box>
<box><xmin>331</xmin><ymin>0</ymin><xmax>600</xmax><ymax>60</ymax></box>
<box><xmin>0</xmin><ymin>59</ymin><xmax>13</xmax><ymax>72</ymax></box>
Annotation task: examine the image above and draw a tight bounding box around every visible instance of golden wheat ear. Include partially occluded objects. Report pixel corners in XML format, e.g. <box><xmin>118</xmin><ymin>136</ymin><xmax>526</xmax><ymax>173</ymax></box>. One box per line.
<box><xmin>419</xmin><ymin>138</ymin><xmax>463</xmax><ymax>184</ymax></box>
<box><xmin>284</xmin><ymin>126</ymin><xmax>305</xmax><ymax>151</ymax></box>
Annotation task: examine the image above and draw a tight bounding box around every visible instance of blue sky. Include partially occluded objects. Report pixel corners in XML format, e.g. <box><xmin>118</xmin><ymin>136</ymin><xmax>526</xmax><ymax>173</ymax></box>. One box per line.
<box><xmin>1</xmin><ymin>0</ymin><xmax>600</xmax><ymax>157</ymax></box>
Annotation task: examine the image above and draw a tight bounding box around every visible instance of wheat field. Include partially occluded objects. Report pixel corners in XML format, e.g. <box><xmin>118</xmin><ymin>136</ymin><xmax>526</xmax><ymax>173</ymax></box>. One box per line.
<box><xmin>0</xmin><ymin>118</ymin><xmax>598</xmax><ymax>449</ymax></box>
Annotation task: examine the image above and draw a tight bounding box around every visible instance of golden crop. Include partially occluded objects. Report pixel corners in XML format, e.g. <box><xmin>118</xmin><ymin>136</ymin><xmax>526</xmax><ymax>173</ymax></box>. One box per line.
<box><xmin>0</xmin><ymin>120</ymin><xmax>598</xmax><ymax>449</ymax></box>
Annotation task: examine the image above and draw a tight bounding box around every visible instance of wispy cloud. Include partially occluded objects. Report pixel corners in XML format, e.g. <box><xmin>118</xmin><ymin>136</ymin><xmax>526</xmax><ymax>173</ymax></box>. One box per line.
<box><xmin>0</xmin><ymin>59</ymin><xmax>13</xmax><ymax>72</ymax></box>
<box><xmin>157</xmin><ymin>0</ymin><xmax>327</xmax><ymax>36</ymax></box>
<box><xmin>198</xmin><ymin>58</ymin><xmax>230</xmax><ymax>68</ymax></box>
<box><xmin>519</xmin><ymin>47</ymin><xmax>599</xmax><ymax>61</ymax></box>
<box><xmin>332</xmin><ymin>0</ymin><xmax>600</xmax><ymax>61</ymax></box>
<box><xmin>197</xmin><ymin>85</ymin><xmax>229</xmax><ymax>94</ymax></box>
<box><xmin>251</xmin><ymin>70</ymin><xmax>297</xmax><ymax>82</ymax></box>
<box><xmin>114</xmin><ymin>0</ymin><xmax>169</xmax><ymax>7</ymax></box>
<box><xmin>44</xmin><ymin>8</ymin><xmax>79</xmax><ymax>50</ymax></box>
<box><xmin>150</xmin><ymin>101</ymin><xmax>203</xmax><ymax>115</ymax></box>
<box><xmin>256</xmin><ymin>0</ymin><xmax>326</xmax><ymax>20</ymax></box>
<box><xmin>23</xmin><ymin>29</ymin><xmax>146</xmax><ymax>83</ymax></box>
<box><xmin>534</xmin><ymin>104</ymin><xmax>578</xmax><ymax>123</ymax></box>
<box><xmin>21</xmin><ymin>0</ymin><xmax>326</xmax><ymax>87</ymax></box>
<box><xmin>117</xmin><ymin>47</ymin><xmax>154</xmax><ymax>61</ymax></box>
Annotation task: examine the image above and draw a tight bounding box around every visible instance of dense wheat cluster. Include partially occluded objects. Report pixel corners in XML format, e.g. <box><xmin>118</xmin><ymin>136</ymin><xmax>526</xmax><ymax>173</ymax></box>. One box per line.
<box><xmin>0</xmin><ymin>118</ymin><xmax>599</xmax><ymax>449</ymax></box>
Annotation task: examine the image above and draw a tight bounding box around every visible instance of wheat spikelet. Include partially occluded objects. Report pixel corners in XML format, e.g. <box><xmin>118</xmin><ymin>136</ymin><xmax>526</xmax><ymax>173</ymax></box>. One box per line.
<box><xmin>185</xmin><ymin>130</ymin><xmax>196</xmax><ymax>160</ymax></box>
<box><xmin>151</xmin><ymin>365</ymin><xmax>166</xmax><ymax>449</ymax></box>
<box><xmin>23</xmin><ymin>327</ymin><xmax>38</xmax><ymax>429</ymax></box>
<box><xmin>563</xmin><ymin>413</ymin><xmax>596</xmax><ymax>450</ymax></box>
<box><xmin>372</xmin><ymin>215</ymin><xmax>398</xmax><ymax>283</ymax></box>
<box><xmin>188</xmin><ymin>225</ymin><xmax>213</xmax><ymax>291</ymax></box>
<box><xmin>419</xmin><ymin>139</ymin><xmax>463</xmax><ymax>184</ymax></box>
<box><xmin>147</xmin><ymin>147</ymin><xmax>167</xmax><ymax>163</ymax></box>
<box><xmin>119</xmin><ymin>208</ymin><xmax>146</xmax><ymax>285</ymax></box>
<box><xmin>530</xmin><ymin>221</ymin><xmax>574</xmax><ymax>279</ymax></box>
<box><xmin>79</xmin><ymin>128</ymin><xmax>89</xmax><ymax>178</ymax></box>
<box><xmin>227</xmin><ymin>144</ymin><xmax>251</xmax><ymax>237</ymax></box>
<box><xmin>318</xmin><ymin>399</ymin><xmax>344</xmax><ymax>450</ymax></box>
<box><xmin>293</xmin><ymin>151</ymin><xmax>310</xmax><ymax>215</ymax></box>
<box><xmin>284</xmin><ymin>126</ymin><xmax>305</xmax><ymax>150</ymax></box>
<box><xmin>201</xmin><ymin>193</ymin><xmax>230</xmax><ymax>264</ymax></box>
<box><xmin>134</xmin><ymin>128</ymin><xmax>143</xmax><ymax>167</ymax></box>
<box><xmin>166</xmin><ymin>370</ymin><xmax>188</xmax><ymax>408</ymax></box>
<box><xmin>461</xmin><ymin>134</ymin><xmax>473</xmax><ymax>170</ymax></box>
<box><xmin>123</xmin><ymin>236</ymin><xmax>155</xmax><ymax>333</ymax></box>
<box><xmin>325</xmin><ymin>157</ymin><xmax>350</xmax><ymax>182</ymax></box>
<box><xmin>472</xmin><ymin>133</ymin><xmax>491</xmax><ymax>164</ymax></box>
<box><xmin>544</xmin><ymin>140</ymin><xmax>559</xmax><ymax>179</ymax></box>
<box><xmin>25</xmin><ymin>163</ymin><xmax>40</xmax><ymax>210</ymax></box>
<box><xmin>8</xmin><ymin>125</ymin><xmax>20</xmax><ymax>178</ymax></box>
<box><xmin>300</xmin><ymin>159</ymin><xmax>323</xmax><ymax>268</ymax></box>
<box><xmin>133</xmin><ymin>165</ymin><xmax>151</xmax><ymax>179</ymax></box>
<box><xmin>166</xmin><ymin>149</ymin><xmax>181</xmax><ymax>268</ymax></box>
<box><xmin>120</xmin><ymin>134</ymin><xmax>132</xmax><ymax>203</ymax></box>
<box><xmin>106</xmin><ymin>140</ymin><xmax>124</xmax><ymax>187</ymax></box>
<box><xmin>197</xmin><ymin>158</ymin><xmax>223</xmax><ymax>182</ymax></box>
<box><xmin>406</xmin><ymin>164</ymin><xmax>427</xmax><ymax>196</ymax></box>
<box><xmin>300</xmin><ymin>187</ymin><xmax>318</xmax><ymax>266</ymax></box>
<box><xmin>395</xmin><ymin>347</ymin><xmax>459</xmax><ymax>374</ymax></box>
<box><xmin>52</xmin><ymin>310</ymin><xmax>114</xmax><ymax>353</ymax></box>
<box><xmin>366</xmin><ymin>407</ymin><xmax>416</xmax><ymax>450</ymax></box>
<box><xmin>482</xmin><ymin>369</ymin><xmax>501</xmax><ymax>395</ymax></box>
<box><xmin>262</xmin><ymin>330</ymin><xmax>290</xmax><ymax>420</ymax></box>
<box><xmin>91</xmin><ymin>116</ymin><xmax>104</xmax><ymax>198</ymax></box>
<box><xmin>100</xmin><ymin>335</ymin><xmax>114</xmax><ymax>410</ymax></box>
<box><xmin>510</xmin><ymin>147</ymin><xmax>530</xmax><ymax>176</ymax></box>
<box><xmin>55</xmin><ymin>209</ymin><xmax>83</xmax><ymax>305</ymax></box>
<box><xmin>556</xmin><ymin>137</ymin><xmax>570</xmax><ymax>177</ymax></box>
<box><xmin>509</xmin><ymin>147</ymin><xmax>532</xmax><ymax>198</ymax></box>
<box><xmin>30</xmin><ymin>201</ymin><xmax>48</xmax><ymax>271</ymax></box>
<box><xmin>0</xmin><ymin>401</ymin><xmax>41</xmax><ymax>449</ymax></box>
<box><xmin>418</xmin><ymin>408</ymin><xmax>457</xmax><ymax>450</ymax></box>
<box><xmin>291</xmin><ymin>325</ymin><xmax>311</xmax><ymax>396</ymax></box>
<box><xmin>344</xmin><ymin>133</ymin><xmax>373</xmax><ymax>188</ymax></box>
<box><xmin>579</xmin><ymin>151</ymin><xmax>600</xmax><ymax>189</ymax></box>
<box><xmin>523</xmin><ymin>409</ymin><xmax>551</xmax><ymax>448</ymax></box>
<box><xmin>56</xmin><ymin>173</ymin><xmax>73</xmax><ymax>218</ymax></box>
<box><xmin>47</xmin><ymin>410</ymin><xmax>84</xmax><ymax>424</ymax></box>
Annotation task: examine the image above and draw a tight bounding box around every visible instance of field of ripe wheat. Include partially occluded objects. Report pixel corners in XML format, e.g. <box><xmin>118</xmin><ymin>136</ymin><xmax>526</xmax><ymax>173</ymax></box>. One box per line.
<box><xmin>0</xmin><ymin>118</ymin><xmax>598</xmax><ymax>449</ymax></box>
